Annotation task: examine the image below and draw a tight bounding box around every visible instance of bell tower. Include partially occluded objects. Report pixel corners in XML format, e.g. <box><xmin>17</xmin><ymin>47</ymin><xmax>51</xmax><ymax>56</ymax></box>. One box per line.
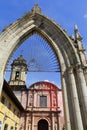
<box><xmin>9</xmin><ymin>55</ymin><xmax>28</xmax><ymax>102</ymax></box>
<box><xmin>9</xmin><ymin>55</ymin><xmax>28</xmax><ymax>86</ymax></box>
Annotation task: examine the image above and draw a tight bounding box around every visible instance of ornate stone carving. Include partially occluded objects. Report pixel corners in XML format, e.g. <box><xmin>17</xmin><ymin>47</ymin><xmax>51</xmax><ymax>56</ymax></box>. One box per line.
<box><xmin>74</xmin><ymin>25</ymin><xmax>82</xmax><ymax>41</ymax></box>
<box><xmin>31</xmin><ymin>4</ymin><xmax>41</xmax><ymax>14</ymax></box>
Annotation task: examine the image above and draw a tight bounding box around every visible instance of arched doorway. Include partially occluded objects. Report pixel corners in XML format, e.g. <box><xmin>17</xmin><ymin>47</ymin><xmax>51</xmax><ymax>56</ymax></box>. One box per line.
<box><xmin>0</xmin><ymin>4</ymin><xmax>87</xmax><ymax>130</ymax></box>
<box><xmin>38</xmin><ymin>119</ymin><xmax>48</xmax><ymax>130</ymax></box>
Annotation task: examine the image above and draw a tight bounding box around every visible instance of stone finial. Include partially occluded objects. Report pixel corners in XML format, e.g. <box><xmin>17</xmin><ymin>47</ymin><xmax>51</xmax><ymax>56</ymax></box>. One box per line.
<box><xmin>69</xmin><ymin>35</ymin><xmax>75</xmax><ymax>41</ymax></box>
<box><xmin>74</xmin><ymin>24</ymin><xmax>82</xmax><ymax>41</ymax></box>
<box><xmin>31</xmin><ymin>4</ymin><xmax>41</xmax><ymax>14</ymax></box>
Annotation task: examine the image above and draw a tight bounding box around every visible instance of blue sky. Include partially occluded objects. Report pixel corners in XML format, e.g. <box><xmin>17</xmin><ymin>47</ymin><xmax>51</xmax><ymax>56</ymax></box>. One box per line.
<box><xmin>1</xmin><ymin>0</ymin><xmax>87</xmax><ymax>87</ymax></box>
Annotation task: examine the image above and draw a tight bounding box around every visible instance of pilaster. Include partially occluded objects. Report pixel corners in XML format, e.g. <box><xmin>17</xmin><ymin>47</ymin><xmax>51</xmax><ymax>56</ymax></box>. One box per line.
<box><xmin>31</xmin><ymin>114</ymin><xmax>34</xmax><ymax>130</ymax></box>
<box><xmin>52</xmin><ymin>113</ymin><xmax>54</xmax><ymax>130</ymax></box>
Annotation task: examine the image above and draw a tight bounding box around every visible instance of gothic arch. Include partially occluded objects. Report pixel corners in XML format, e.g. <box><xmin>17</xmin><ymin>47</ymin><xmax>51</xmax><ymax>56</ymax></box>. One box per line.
<box><xmin>0</xmin><ymin>5</ymin><xmax>87</xmax><ymax>130</ymax></box>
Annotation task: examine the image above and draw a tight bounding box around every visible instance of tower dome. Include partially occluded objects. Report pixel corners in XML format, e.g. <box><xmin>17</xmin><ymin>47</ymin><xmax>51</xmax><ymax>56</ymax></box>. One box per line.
<box><xmin>12</xmin><ymin>55</ymin><xmax>27</xmax><ymax>67</ymax></box>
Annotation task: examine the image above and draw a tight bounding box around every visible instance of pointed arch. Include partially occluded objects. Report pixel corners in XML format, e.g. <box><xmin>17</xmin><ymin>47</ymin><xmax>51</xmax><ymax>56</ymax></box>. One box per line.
<box><xmin>0</xmin><ymin>13</ymin><xmax>80</xmax><ymax>74</ymax></box>
<box><xmin>0</xmin><ymin>6</ymin><xmax>87</xmax><ymax>130</ymax></box>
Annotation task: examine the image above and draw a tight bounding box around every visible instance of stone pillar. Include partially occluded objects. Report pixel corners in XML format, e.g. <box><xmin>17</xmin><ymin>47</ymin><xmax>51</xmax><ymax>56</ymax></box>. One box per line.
<box><xmin>28</xmin><ymin>124</ymin><xmax>31</xmax><ymax>130</ymax></box>
<box><xmin>52</xmin><ymin>113</ymin><xmax>54</xmax><ymax>130</ymax></box>
<box><xmin>75</xmin><ymin>65</ymin><xmax>87</xmax><ymax>129</ymax></box>
<box><xmin>61</xmin><ymin>72</ymin><xmax>71</xmax><ymax>130</ymax></box>
<box><xmin>67</xmin><ymin>67</ymin><xmax>84</xmax><ymax>130</ymax></box>
<box><xmin>55</xmin><ymin>123</ymin><xmax>57</xmax><ymax>130</ymax></box>
<box><xmin>57</xmin><ymin>113</ymin><xmax>59</xmax><ymax>130</ymax></box>
<box><xmin>50</xmin><ymin>113</ymin><xmax>53</xmax><ymax>130</ymax></box>
<box><xmin>31</xmin><ymin>114</ymin><xmax>34</xmax><ymax>130</ymax></box>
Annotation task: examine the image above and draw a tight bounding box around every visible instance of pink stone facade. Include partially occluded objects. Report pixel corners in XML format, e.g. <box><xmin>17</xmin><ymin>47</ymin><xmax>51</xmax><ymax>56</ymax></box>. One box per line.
<box><xmin>20</xmin><ymin>81</ymin><xmax>64</xmax><ymax>130</ymax></box>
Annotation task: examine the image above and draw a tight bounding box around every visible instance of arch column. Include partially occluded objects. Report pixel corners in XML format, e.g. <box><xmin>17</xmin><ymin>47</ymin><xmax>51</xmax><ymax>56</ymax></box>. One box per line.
<box><xmin>75</xmin><ymin>65</ymin><xmax>87</xmax><ymax>129</ymax></box>
<box><xmin>61</xmin><ymin>72</ymin><xmax>71</xmax><ymax>130</ymax></box>
<box><xmin>66</xmin><ymin>67</ymin><xmax>83</xmax><ymax>130</ymax></box>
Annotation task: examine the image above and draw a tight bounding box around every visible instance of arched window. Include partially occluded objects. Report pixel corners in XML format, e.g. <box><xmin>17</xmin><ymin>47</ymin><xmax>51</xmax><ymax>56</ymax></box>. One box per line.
<box><xmin>15</xmin><ymin>71</ymin><xmax>20</xmax><ymax>80</ymax></box>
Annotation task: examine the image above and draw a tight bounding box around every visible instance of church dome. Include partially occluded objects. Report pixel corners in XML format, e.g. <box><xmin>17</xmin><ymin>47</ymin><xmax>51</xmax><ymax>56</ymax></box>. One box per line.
<box><xmin>11</xmin><ymin>55</ymin><xmax>27</xmax><ymax>67</ymax></box>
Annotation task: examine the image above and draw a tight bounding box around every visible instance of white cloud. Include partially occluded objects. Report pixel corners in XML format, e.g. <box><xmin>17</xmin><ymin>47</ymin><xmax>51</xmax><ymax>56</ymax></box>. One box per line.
<box><xmin>84</xmin><ymin>14</ymin><xmax>87</xmax><ymax>18</ymax></box>
<box><xmin>44</xmin><ymin>80</ymin><xmax>50</xmax><ymax>82</ymax></box>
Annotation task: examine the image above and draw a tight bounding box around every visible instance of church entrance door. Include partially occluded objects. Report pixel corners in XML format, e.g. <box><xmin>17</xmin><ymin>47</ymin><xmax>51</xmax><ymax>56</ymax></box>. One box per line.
<box><xmin>38</xmin><ymin>119</ymin><xmax>48</xmax><ymax>130</ymax></box>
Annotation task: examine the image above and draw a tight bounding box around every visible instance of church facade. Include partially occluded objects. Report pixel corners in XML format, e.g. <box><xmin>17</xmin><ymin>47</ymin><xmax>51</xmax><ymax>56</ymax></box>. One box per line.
<box><xmin>20</xmin><ymin>81</ymin><xmax>64</xmax><ymax>130</ymax></box>
<box><xmin>9</xmin><ymin>55</ymin><xmax>64</xmax><ymax>130</ymax></box>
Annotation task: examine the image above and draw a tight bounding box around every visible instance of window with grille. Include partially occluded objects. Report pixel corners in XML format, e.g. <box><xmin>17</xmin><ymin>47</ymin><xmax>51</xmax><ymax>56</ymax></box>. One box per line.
<box><xmin>40</xmin><ymin>96</ymin><xmax>47</xmax><ymax>107</ymax></box>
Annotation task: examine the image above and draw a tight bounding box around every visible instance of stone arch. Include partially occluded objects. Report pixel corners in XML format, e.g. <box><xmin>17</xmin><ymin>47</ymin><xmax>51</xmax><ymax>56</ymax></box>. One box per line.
<box><xmin>0</xmin><ymin>5</ymin><xmax>87</xmax><ymax>130</ymax></box>
<box><xmin>38</xmin><ymin>119</ymin><xmax>49</xmax><ymax>130</ymax></box>
<box><xmin>37</xmin><ymin>117</ymin><xmax>50</xmax><ymax>125</ymax></box>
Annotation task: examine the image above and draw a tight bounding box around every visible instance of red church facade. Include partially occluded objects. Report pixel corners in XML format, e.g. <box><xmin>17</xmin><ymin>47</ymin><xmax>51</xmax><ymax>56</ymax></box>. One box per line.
<box><xmin>20</xmin><ymin>81</ymin><xmax>64</xmax><ymax>130</ymax></box>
